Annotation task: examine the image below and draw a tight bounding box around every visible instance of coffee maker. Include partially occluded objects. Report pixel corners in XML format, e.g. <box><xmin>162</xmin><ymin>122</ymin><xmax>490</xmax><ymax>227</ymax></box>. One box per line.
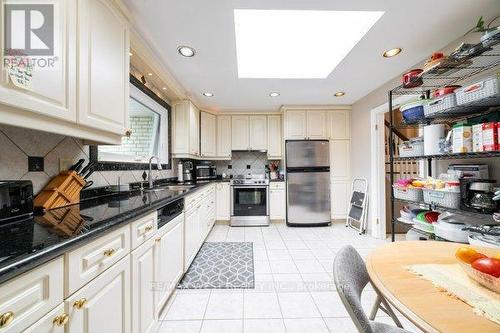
<box><xmin>460</xmin><ymin>178</ymin><xmax>499</xmax><ymax>214</ymax></box>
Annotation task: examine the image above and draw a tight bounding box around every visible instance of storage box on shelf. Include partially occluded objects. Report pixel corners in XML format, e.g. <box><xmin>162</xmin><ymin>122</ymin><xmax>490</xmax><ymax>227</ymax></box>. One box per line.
<box><xmin>388</xmin><ymin>36</ymin><xmax>500</xmax><ymax>242</ymax></box>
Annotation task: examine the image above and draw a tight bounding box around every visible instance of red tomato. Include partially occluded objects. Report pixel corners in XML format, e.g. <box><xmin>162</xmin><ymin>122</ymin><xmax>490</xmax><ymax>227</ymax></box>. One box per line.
<box><xmin>471</xmin><ymin>258</ymin><xmax>500</xmax><ymax>278</ymax></box>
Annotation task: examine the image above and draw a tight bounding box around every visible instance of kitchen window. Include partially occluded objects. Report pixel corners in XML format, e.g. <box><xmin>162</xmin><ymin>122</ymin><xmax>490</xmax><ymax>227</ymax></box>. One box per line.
<box><xmin>90</xmin><ymin>76</ymin><xmax>171</xmax><ymax>170</ymax></box>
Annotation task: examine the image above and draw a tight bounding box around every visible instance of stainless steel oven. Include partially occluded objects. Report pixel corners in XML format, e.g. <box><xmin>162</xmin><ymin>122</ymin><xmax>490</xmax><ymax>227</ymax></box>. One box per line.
<box><xmin>230</xmin><ymin>177</ymin><xmax>269</xmax><ymax>227</ymax></box>
<box><xmin>195</xmin><ymin>165</ymin><xmax>217</xmax><ymax>180</ymax></box>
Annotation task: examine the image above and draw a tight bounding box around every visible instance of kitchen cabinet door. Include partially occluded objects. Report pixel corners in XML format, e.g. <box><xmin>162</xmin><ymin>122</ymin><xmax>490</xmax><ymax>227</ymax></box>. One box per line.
<box><xmin>269</xmin><ymin>189</ymin><xmax>285</xmax><ymax>220</ymax></box>
<box><xmin>331</xmin><ymin>181</ymin><xmax>349</xmax><ymax>219</ymax></box>
<box><xmin>173</xmin><ymin>101</ymin><xmax>189</xmax><ymax>154</ymax></box>
<box><xmin>285</xmin><ymin>110</ymin><xmax>307</xmax><ymax>139</ymax></box>
<box><xmin>249</xmin><ymin>115</ymin><xmax>267</xmax><ymax>150</ymax></box>
<box><xmin>201</xmin><ymin>112</ymin><xmax>217</xmax><ymax>157</ymax></box>
<box><xmin>216</xmin><ymin>183</ymin><xmax>230</xmax><ymax>220</ymax></box>
<box><xmin>77</xmin><ymin>0</ymin><xmax>129</xmax><ymax>135</ymax></box>
<box><xmin>217</xmin><ymin>115</ymin><xmax>232</xmax><ymax>158</ymax></box>
<box><xmin>267</xmin><ymin>115</ymin><xmax>282</xmax><ymax>158</ymax></box>
<box><xmin>189</xmin><ymin>103</ymin><xmax>200</xmax><ymax>156</ymax></box>
<box><xmin>154</xmin><ymin>215</ymin><xmax>184</xmax><ymax>316</ymax></box>
<box><xmin>131</xmin><ymin>238</ymin><xmax>156</xmax><ymax>333</ymax></box>
<box><xmin>0</xmin><ymin>257</ymin><xmax>63</xmax><ymax>333</ymax></box>
<box><xmin>231</xmin><ymin>115</ymin><xmax>249</xmax><ymax>150</ymax></box>
<box><xmin>184</xmin><ymin>206</ymin><xmax>200</xmax><ymax>270</ymax></box>
<box><xmin>307</xmin><ymin>111</ymin><xmax>327</xmax><ymax>139</ymax></box>
<box><xmin>0</xmin><ymin>0</ymin><xmax>77</xmax><ymax>123</ymax></box>
<box><xmin>23</xmin><ymin>304</ymin><xmax>66</xmax><ymax>333</ymax></box>
<box><xmin>328</xmin><ymin>110</ymin><xmax>350</xmax><ymax>140</ymax></box>
<box><xmin>65</xmin><ymin>255</ymin><xmax>131</xmax><ymax>333</ymax></box>
<box><xmin>330</xmin><ymin>140</ymin><xmax>351</xmax><ymax>181</ymax></box>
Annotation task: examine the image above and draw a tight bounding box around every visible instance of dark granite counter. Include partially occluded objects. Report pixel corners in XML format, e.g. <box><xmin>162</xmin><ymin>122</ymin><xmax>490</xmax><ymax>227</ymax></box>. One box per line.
<box><xmin>0</xmin><ymin>181</ymin><xmax>214</xmax><ymax>284</ymax></box>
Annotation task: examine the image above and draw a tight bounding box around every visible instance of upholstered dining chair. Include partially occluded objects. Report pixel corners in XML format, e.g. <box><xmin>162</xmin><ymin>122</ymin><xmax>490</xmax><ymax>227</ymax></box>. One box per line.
<box><xmin>333</xmin><ymin>245</ymin><xmax>412</xmax><ymax>333</ymax></box>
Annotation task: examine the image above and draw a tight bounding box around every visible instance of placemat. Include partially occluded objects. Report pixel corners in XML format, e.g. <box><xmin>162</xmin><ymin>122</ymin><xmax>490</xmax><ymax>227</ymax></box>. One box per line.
<box><xmin>407</xmin><ymin>263</ymin><xmax>500</xmax><ymax>325</ymax></box>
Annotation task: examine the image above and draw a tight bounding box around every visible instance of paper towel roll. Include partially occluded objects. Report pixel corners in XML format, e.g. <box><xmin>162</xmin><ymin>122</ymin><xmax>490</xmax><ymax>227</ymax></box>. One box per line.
<box><xmin>424</xmin><ymin>124</ymin><xmax>445</xmax><ymax>155</ymax></box>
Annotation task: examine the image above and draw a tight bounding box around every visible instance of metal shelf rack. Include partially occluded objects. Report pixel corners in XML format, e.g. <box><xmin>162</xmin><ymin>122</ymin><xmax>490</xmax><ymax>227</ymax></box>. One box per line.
<box><xmin>388</xmin><ymin>36</ymin><xmax>500</xmax><ymax>242</ymax></box>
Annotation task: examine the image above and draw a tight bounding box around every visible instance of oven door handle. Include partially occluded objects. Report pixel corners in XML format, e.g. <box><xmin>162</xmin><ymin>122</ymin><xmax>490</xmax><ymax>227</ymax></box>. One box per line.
<box><xmin>231</xmin><ymin>186</ymin><xmax>269</xmax><ymax>189</ymax></box>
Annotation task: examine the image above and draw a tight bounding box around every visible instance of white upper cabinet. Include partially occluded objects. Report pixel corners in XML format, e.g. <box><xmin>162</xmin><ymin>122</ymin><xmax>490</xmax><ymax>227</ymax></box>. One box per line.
<box><xmin>200</xmin><ymin>112</ymin><xmax>216</xmax><ymax>157</ymax></box>
<box><xmin>189</xmin><ymin>104</ymin><xmax>200</xmax><ymax>156</ymax></box>
<box><xmin>173</xmin><ymin>100</ymin><xmax>200</xmax><ymax>157</ymax></box>
<box><xmin>267</xmin><ymin>115</ymin><xmax>282</xmax><ymax>158</ymax></box>
<box><xmin>77</xmin><ymin>0</ymin><xmax>129</xmax><ymax>135</ymax></box>
<box><xmin>231</xmin><ymin>115</ymin><xmax>268</xmax><ymax>151</ymax></box>
<box><xmin>307</xmin><ymin>111</ymin><xmax>327</xmax><ymax>139</ymax></box>
<box><xmin>327</xmin><ymin>110</ymin><xmax>350</xmax><ymax>140</ymax></box>
<box><xmin>0</xmin><ymin>0</ymin><xmax>77</xmax><ymax>123</ymax></box>
<box><xmin>217</xmin><ymin>115</ymin><xmax>232</xmax><ymax>158</ymax></box>
<box><xmin>231</xmin><ymin>115</ymin><xmax>250</xmax><ymax>150</ymax></box>
<box><xmin>249</xmin><ymin>115</ymin><xmax>267</xmax><ymax>150</ymax></box>
<box><xmin>285</xmin><ymin>110</ymin><xmax>307</xmax><ymax>139</ymax></box>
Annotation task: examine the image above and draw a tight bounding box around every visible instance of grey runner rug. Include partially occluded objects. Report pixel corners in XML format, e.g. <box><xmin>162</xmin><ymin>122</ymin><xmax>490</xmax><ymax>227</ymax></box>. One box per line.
<box><xmin>177</xmin><ymin>242</ymin><xmax>254</xmax><ymax>289</ymax></box>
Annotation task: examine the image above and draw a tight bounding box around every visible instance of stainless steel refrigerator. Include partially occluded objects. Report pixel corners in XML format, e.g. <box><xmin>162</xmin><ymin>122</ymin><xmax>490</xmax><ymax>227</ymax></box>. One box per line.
<box><xmin>285</xmin><ymin>140</ymin><xmax>331</xmax><ymax>226</ymax></box>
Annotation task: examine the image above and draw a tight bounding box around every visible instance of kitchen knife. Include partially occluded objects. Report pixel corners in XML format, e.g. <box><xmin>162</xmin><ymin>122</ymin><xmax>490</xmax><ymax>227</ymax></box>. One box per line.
<box><xmin>83</xmin><ymin>165</ymin><xmax>95</xmax><ymax>180</ymax></box>
<box><xmin>79</xmin><ymin>162</ymin><xmax>94</xmax><ymax>177</ymax></box>
<box><xmin>69</xmin><ymin>159</ymin><xmax>85</xmax><ymax>172</ymax></box>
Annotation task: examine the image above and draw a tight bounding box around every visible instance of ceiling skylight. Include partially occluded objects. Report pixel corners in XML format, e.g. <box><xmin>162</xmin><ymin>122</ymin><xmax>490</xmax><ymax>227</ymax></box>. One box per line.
<box><xmin>234</xmin><ymin>10</ymin><xmax>384</xmax><ymax>79</ymax></box>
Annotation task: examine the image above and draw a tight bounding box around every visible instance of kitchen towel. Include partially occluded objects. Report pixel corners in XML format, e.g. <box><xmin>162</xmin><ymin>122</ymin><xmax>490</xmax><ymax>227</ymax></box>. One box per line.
<box><xmin>407</xmin><ymin>263</ymin><xmax>500</xmax><ymax>325</ymax></box>
<box><xmin>424</xmin><ymin>124</ymin><xmax>445</xmax><ymax>155</ymax></box>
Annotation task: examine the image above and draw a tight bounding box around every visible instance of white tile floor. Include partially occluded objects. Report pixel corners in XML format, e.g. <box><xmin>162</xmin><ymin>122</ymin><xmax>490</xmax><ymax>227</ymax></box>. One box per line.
<box><xmin>156</xmin><ymin>221</ymin><xmax>421</xmax><ymax>333</ymax></box>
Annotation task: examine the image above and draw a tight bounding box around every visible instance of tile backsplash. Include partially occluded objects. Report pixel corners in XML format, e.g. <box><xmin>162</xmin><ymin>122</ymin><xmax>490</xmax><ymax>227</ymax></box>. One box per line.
<box><xmin>0</xmin><ymin>124</ymin><xmax>176</xmax><ymax>194</ymax></box>
<box><xmin>214</xmin><ymin>151</ymin><xmax>280</xmax><ymax>177</ymax></box>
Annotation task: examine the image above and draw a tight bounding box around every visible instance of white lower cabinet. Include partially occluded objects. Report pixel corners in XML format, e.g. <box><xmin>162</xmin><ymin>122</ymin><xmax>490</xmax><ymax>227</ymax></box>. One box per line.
<box><xmin>24</xmin><ymin>303</ymin><xmax>66</xmax><ymax>333</ymax></box>
<box><xmin>184</xmin><ymin>205</ymin><xmax>201</xmax><ymax>269</ymax></box>
<box><xmin>131</xmin><ymin>237</ymin><xmax>156</xmax><ymax>333</ymax></box>
<box><xmin>0</xmin><ymin>257</ymin><xmax>63</xmax><ymax>333</ymax></box>
<box><xmin>269</xmin><ymin>184</ymin><xmax>286</xmax><ymax>220</ymax></box>
<box><xmin>331</xmin><ymin>181</ymin><xmax>350</xmax><ymax>219</ymax></box>
<box><xmin>216</xmin><ymin>182</ymin><xmax>231</xmax><ymax>220</ymax></box>
<box><xmin>154</xmin><ymin>214</ymin><xmax>184</xmax><ymax>316</ymax></box>
<box><xmin>66</xmin><ymin>255</ymin><xmax>131</xmax><ymax>333</ymax></box>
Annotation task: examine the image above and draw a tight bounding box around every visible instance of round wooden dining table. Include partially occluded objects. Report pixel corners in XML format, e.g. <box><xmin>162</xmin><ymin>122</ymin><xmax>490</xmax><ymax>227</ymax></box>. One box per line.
<box><xmin>366</xmin><ymin>241</ymin><xmax>499</xmax><ymax>333</ymax></box>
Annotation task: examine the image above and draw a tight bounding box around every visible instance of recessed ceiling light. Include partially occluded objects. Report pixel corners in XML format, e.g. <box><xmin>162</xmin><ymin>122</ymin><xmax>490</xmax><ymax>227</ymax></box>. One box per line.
<box><xmin>234</xmin><ymin>10</ymin><xmax>384</xmax><ymax>78</ymax></box>
<box><xmin>129</xmin><ymin>52</ymin><xmax>133</xmax><ymax>56</ymax></box>
<box><xmin>269</xmin><ymin>92</ymin><xmax>280</xmax><ymax>97</ymax></box>
<box><xmin>147</xmin><ymin>72</ymin><xmax>153</xmax><ymax>76</ymax></box>
<box><xmin>177</xmin><ymin>46</ymin><xmax>196</xmax><ymax>57</ymax></box>
<box><xmin>203</xmin><ymin>92</ymin><xmax>214</xmax><ymax>97</ymax></box>
<box><xmin>162</xmin><ymin>87</ymin><xmax>167</xmax><ymax>90</ymax></box>
<box><xmin>383</xmin><ymin>48</ymin><xmax>402</xmax><ymax>58</ymax></box>
<box><xmin>334</xmin><ymin>91</ymin><xmax>345</xmax><ymax>97</ymax></box>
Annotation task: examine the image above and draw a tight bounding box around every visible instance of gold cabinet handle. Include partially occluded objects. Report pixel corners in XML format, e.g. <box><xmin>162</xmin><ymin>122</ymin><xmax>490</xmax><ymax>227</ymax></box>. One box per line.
<box><xmin>73</xmin><ymin>298</ymin><xmax>87</xmax><ymax>310</ymax></box>
<box><xmin>145</xmin><ymin>225</ymin><xmax>153</xmax><ymax>232</ymax></box>
<box><xmin>125</xmin><ymin>129</ymin><xmax>133</xmax><ymax>137</ymax></box>
<box><xmin>0</xmin><ymin>311</ymin><xmax>14</xmax><ymax>328</ymax></box>
<box><xmin>155</xmin><ymin>237</ymin><xmax>161</xmax><ymax>242</ymax></box>
<box><xmin>103</xmin><ymin>248</ymin><xmax>116</xmax><ymax>257</ymax></box>
<box><xmin>53</xmin><ymin>313</ymin><xmax>69</xmax><ymax>327</ymax></box>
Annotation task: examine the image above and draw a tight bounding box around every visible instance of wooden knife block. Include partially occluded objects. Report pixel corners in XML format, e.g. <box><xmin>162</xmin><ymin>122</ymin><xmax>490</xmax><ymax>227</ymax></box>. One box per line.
<box><xmin>34</xmin><ymin>170</ymin><xmax>86</xmax><ymax>211</ymax></box>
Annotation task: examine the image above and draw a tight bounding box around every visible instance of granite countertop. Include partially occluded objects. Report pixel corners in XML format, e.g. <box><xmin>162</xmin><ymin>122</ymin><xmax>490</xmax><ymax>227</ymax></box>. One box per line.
<box><xmin>0</xmin><ymin>181</ymin><xmax>214</xmax><ymax>284</ymax></box>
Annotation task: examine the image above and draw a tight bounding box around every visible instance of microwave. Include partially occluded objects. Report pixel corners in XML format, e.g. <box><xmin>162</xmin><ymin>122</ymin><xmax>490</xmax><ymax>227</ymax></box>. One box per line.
<box><xmin>196</xmin><ymin>165</ymin><xmax>217</xmax><ymax>180</ymax></box>
<box><xmin>0</xmin><ymin>180</ymin><xmax>34</xmax><ymax>224</ymax></box>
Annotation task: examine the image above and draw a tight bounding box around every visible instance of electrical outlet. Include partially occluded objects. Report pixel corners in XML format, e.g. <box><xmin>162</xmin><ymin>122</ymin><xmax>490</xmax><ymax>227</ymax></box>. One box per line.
<box><xmin>28</xmin><ymin>156</ymin><xmax>44</xmax><ymax>172</ymax></box>
<box><xmin>246</xmin><ymin>165</ymin><xmax>251</xmax><ymax>169</ymax></box>
<box><xmin>60</xmin><ymin>158</ymin><xmax>74</xmax><ymax>172</ymax></box>
<box><xmin>228</xmin><ymin>165</ymin><xmax>232</xmax><ymax>170</ymax></box>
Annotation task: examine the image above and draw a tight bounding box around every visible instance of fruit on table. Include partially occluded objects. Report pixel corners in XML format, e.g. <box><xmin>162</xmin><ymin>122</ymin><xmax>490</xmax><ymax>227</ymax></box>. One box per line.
<box><xmin>471</xmin><ymin>257</ymin><xmax>500</xmax><ymax>278</ymax></box>
<box><xmin>455</xmin><ymin>247</ymin><xmax>487</xmax><ymax>264</ymax></box>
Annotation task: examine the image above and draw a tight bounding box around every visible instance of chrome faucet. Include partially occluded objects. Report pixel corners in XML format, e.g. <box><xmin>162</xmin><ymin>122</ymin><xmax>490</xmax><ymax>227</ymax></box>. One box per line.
<box><xmin>148</xmin><ymin>156</ymin><xmax>162</xmax><ymax>189</ymax></box>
